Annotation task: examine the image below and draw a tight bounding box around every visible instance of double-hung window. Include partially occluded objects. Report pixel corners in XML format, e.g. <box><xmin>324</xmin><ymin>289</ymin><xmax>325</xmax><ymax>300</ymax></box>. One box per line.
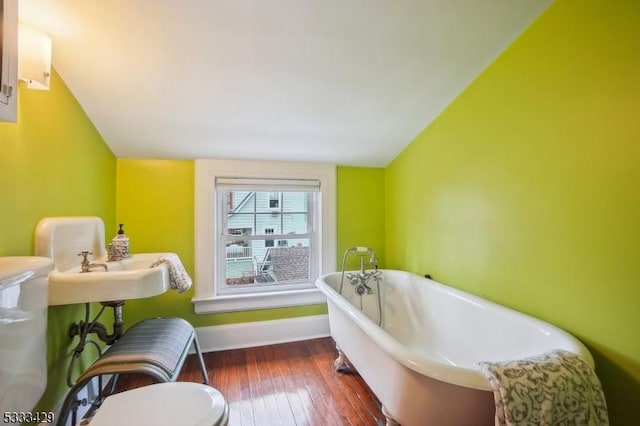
<box><xmin>193</xmin><ymin>160</ymin><xmax>336</xmax><ymax>313</ymax></box>
<box><xmin>216</xmin><ymin>179</ymin><xmax>317</xmax><ymax>290</ymax></box>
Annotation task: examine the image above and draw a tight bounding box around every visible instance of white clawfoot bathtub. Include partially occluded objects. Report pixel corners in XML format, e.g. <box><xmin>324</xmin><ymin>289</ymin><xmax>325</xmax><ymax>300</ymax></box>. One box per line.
<box><xmin>315</xmin><ymin>270</ymin><xmax>593</xmax><ymax>426</ymax></box>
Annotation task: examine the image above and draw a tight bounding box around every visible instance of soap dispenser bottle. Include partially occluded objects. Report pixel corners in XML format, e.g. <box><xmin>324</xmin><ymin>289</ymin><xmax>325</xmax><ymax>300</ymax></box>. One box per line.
<box><xmin>112</xmin><ymin>224</ymin><xmax>130</xmax><ymax>259</ymax></box>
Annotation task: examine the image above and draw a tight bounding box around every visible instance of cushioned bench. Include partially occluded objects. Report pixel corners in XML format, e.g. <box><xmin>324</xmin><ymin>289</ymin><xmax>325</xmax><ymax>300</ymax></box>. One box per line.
<box><xmin>57</xmin><ymin>318</ymin><xmax>208</xmax><ymax>426</ymax></box>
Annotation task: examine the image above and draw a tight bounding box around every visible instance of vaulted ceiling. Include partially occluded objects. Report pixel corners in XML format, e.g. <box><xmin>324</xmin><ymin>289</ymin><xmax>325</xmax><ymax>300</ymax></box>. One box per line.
<box><xmin>19</xmin><ymin>0</ymin><xmax>551</xmax><ymax>166</ymax></box>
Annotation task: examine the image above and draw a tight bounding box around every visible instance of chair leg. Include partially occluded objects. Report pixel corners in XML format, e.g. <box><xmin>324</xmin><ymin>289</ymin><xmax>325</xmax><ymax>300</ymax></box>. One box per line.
<box><xmin>192</xmin><ymin>332</ymin><xmax>209</xmax><ymax>385</ymax></box>
<box><xmin>56</xmin><ymin>377</ymin><xmax>92</xmax><ymax>426</ymax></box>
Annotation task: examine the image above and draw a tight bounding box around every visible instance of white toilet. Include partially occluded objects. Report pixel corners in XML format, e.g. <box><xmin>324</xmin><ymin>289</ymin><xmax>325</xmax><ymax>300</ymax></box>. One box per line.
<box><xmin>14</xmin><ymin>216</ymin><xmax>229</xmax><ymax>426</ymax></box>
<box><xmin>0</xmin><ymin>256</ymin><xmax>53</xmax><ymax>425</ymax></box>
<box><xmin>84</xmin><ymin>382</ymin><xmax>228</xmax><ymax>426</ymax></box>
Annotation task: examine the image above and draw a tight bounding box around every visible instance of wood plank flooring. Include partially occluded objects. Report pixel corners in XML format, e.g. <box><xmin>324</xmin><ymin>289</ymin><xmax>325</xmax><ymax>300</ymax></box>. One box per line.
<box><xmin>114</xmin><ymin>337</ymin><xmax>386</xmax><ymax>426</ymax></box>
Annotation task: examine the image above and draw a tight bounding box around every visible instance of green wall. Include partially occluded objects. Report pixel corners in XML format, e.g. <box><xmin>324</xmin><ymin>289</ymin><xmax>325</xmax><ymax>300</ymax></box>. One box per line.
<box><xmin>386</xmin><ymin>0</ymin><xmax>639</xmax><ymax>424</ymax></box>
<box><xmin>0</xmin><ymin>71</ymin><xmax>116</xmax><ymax>412</ymax></box>
<box><xmin>337</xmin><ymin>166</ymin><xmax>386</xmax><ymax>270</ymax></box>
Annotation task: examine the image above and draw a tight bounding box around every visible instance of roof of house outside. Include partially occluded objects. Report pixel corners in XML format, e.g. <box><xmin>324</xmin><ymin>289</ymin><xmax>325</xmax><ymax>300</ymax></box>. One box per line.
<box><xmin>266</xmin><ymin>246</ymin><xmax>310</xmax><ymax>282</ymax></box>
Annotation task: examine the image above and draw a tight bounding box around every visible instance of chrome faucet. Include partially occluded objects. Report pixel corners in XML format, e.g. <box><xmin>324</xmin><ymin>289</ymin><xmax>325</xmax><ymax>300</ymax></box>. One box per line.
<box><xmin>342</xmin><ymin>247</ymin><xmax>382</xmax><ymax>295</ymax></box>
<box><xmin>78</xmin><ymin>251</ymin><xmax>108</xmax><ymax>273</ymax></box>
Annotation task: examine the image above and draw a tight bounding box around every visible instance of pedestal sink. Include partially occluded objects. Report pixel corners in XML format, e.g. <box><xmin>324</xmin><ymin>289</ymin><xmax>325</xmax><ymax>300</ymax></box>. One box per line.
<box><xmin>46</xmin><ymin>253</ymin><xmax>171</xmax><ymax>306</ymax></box>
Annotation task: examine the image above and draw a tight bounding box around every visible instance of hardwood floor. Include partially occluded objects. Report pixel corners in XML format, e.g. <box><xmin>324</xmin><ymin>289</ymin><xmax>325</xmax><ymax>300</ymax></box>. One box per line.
<box><xmin>114</xmin><ymin>337</ymin><xmax>386</xmax><ymax>426</ymax></box>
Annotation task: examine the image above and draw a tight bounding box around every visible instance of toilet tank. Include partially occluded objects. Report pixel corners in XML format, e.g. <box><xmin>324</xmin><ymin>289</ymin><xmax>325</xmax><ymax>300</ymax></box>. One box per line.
<box><xmin>0</xmin><ymin>257</ymin><xmax>53</xmax><ymax>419</ymax></box>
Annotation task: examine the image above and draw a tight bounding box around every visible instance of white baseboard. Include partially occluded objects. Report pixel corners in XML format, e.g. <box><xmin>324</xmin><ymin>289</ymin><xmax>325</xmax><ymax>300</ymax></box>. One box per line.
<box><xmin>194</xmin><ymin>314</ymin><xmax>330</xmax><ymax>353</ymax></box>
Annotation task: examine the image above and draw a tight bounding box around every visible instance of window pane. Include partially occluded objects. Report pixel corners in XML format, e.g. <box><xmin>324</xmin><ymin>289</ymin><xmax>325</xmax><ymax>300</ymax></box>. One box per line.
<box><xmin>283</xmin><ymin>213</ymin><xmax>308</xmax><ymax>234</ymax></box>
<box><xmin>255</xmin><ymin>192</ymin><xmax>277</xmax><ymax>213</ymax></box>
<box><xmin>225</xmin><ymin>240</ymin><xmax>251</xmax><ymax>259</ymax></box>
<box><xmin>226</xmin><ymin>213</ymin><xmax>255</xmax><ymax>235</ymax></box>
<box><xmin>223</xmin><ymin>238</ymin><xmax>311</xmax><ymax>287</ymax></box>
<box><xmin>283</xmin><ymin>192</ymin><xmax>309</xmax><ymax>212</ymax></box>
<box><xmin>228</xmin><ymin>191</ymin><xmax>252</xmax><ymax>211</ymax></box>
<box><xmin>224</xmin><ymin>190</ymin><xmax>311</xmax><ymax>236</ymax></box>
<box><xmin>225</xmin><ymin>258</ymin><xmax>255</xmax><ymax>285</ymax></box>
<box><xmin>257</xmin><ymin>215</ymin><xmax>281</xmax><ymax>235</ymax></box>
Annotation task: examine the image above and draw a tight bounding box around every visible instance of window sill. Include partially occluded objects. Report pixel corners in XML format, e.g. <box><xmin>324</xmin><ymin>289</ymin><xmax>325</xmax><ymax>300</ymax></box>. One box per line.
<box><xmin>192</xmin><ymin>287</ymin><xmax>327</xmax><ymax>314</ymax></box>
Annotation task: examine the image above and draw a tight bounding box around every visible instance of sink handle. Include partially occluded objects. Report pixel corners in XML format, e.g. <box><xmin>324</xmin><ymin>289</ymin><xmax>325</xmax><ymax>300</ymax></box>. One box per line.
<box><xmin>78</xmin><ymin>251</ymin><xmax>93</xmax><ymax>263</ymax></box>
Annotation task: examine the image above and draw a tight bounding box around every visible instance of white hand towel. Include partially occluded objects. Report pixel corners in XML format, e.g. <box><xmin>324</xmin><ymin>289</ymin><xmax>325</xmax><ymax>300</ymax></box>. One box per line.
<box><xmin>151</xmin><ymin>253</ymin><xmax>192</xmax><ymax>293</ymax></box>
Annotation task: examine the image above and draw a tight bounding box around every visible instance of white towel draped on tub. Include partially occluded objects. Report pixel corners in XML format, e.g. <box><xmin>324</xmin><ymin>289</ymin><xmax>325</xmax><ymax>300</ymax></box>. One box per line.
<box><xmin>479</xmin><ymin>350</ymin><xmax>609</xmax><ymax>426</ymax></box>
<box><xmin>151</xmin><ymin>254</ymin><xmax>192</xmax><ymax>293</ymax></box>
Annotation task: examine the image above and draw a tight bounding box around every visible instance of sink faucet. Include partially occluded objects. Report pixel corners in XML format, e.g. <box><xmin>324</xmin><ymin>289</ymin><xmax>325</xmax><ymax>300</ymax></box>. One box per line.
<box><xmin>78</xmin><ymin>251</ymin><xmax>108</xmax><ymax>273</ymax></box>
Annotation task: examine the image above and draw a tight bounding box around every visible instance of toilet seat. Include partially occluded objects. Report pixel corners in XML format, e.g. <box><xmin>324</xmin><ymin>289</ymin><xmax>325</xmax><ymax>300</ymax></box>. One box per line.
<box><xmin>87</xmin><ymin>382</ymin><xmax>228</xmax><ymax>426</ymax></box>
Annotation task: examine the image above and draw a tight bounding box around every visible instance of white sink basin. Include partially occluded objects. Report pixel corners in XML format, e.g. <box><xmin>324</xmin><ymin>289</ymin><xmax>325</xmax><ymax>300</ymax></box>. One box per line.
<box><xmin>47</xmin><ymin>253</ymin><xmax>171</xmax><ymax>306</ymax></box>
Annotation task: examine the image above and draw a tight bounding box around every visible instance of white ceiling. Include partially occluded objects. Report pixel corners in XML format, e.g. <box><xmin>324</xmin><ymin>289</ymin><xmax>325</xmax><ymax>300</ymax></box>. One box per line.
<box><xmin>19</xmin><ymin>0</ymin><xmax>550</xmax><ymax>167</ymax></box>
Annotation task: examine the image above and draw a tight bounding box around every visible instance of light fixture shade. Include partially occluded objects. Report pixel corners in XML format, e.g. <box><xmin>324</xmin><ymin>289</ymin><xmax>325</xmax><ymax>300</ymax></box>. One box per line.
<box><xmin>18</xmin><ymin>24</ymin><xmax>52</xmax><ymax>91</ymax></box>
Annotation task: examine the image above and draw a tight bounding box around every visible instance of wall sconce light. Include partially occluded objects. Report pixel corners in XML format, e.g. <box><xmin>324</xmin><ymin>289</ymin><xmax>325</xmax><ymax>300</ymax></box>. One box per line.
<box><xmin>18</xmin><ymin>24</ymin><xmax>52</xmax><ymax>91</ymax></box>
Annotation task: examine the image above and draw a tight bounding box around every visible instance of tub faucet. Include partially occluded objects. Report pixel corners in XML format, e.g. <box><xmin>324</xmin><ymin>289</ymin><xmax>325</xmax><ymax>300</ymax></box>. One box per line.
<box><xmin>78</xmin><ymin>251</ymin><xmax>108</xmax><ymax>273</ymax></box>
<box><xmin>342</xmin><ymin>247</ymin><xmax>381</xmax><ymax>294</ymax></box>
<box><xmin>354</xmin><ymin>247</ymin><xmax>380</xmax><ymax>278</ymax></box>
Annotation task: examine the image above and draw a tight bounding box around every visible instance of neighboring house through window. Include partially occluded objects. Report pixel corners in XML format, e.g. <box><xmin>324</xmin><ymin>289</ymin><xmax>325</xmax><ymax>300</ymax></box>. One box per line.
<box><xmin>193</xmin><ymin>159</ymin><xmax>336</xmax><ymax>313</ymax></box>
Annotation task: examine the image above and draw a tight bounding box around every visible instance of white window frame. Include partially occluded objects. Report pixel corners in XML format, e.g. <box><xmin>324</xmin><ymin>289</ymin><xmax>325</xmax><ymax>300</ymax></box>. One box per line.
<box><xmin>193</xmin><ymin>159</ymin><xmax>336</xmax><ymax>313</ymax></box>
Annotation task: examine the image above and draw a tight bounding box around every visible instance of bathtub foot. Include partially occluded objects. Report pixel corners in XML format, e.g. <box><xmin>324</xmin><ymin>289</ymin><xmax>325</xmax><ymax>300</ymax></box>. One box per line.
<box><xmin>333</xmin><ymin>347</ymin><xmax>349</xmax><ymax>372</ymax></box>
<box><xmin>381</xmin><ymin>405</ymin><xmax>400</xmax><ymax>426</ymax></box>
